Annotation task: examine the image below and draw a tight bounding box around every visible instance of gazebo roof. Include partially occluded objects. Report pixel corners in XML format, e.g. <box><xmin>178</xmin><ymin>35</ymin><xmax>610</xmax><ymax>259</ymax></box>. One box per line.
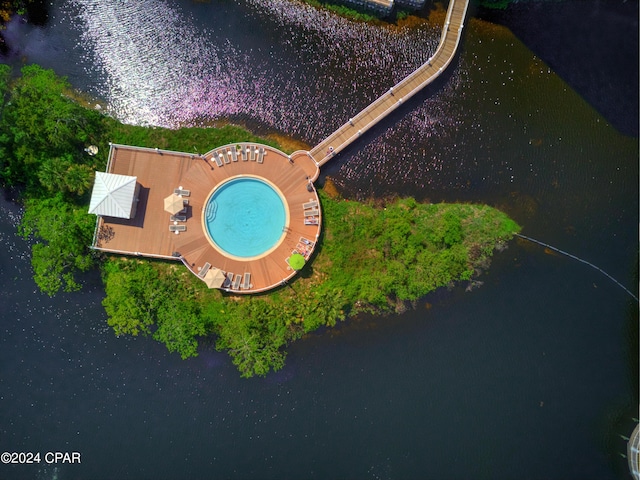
<box><xmin>88</xmin><ymin>172</ymin><xmax>137</xmax><ymax>218</ymax></box>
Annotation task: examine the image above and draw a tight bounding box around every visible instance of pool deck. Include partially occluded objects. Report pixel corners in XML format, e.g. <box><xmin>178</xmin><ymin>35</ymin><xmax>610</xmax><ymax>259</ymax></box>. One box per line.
<box><xmin>93</xmin><ymin>144</ymin><xmax>320</xmax><ymax>293</ymax></box>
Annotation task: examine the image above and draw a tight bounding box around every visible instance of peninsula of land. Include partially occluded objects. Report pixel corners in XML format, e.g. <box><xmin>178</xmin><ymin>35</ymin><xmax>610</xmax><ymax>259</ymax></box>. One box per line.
<box><xmin>0</xmin><ymin>65</ymin><xmax>519</xmax><ymax>377</ymax></box>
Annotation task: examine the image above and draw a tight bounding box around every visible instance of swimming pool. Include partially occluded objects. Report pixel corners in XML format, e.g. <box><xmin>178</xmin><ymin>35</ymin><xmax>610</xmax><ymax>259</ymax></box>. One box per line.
<box><xmin>203</xmin><ymin>177</ymin><xmax>288</xmax><ymax>259</ymax></box>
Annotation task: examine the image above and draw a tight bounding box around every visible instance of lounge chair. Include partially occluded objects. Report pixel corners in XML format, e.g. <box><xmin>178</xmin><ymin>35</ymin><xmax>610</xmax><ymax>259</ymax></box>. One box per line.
<box><xmin>233</xmin><ymin>274</ymin><xmax>242</xmax><ymax>290</ymax></box>
<box><xmin>300</xmin><ymin>237</ymin><xmax>314</xmax><ymax>247</ymax></box>
<box><xmin>242</xmin><ymin>272</ymin><xmax>251</xmax><ymax>290</ymax></box>
<box><xmin>214</xmin><ymin>151</ymin><xmax>223</xmax><ymax>167</ymax></box>
<box><xmin>257</xmin><ymin>147</ymin><xmax>265</xmax><ymax>164</ymax></box>
<box><xmin>296</xmin><ymin>243</ymin><xmax>311</xmax><ymax>257</ymax></box>
<box><xmin>304</xmin><ymin>216</ymin><xmax>319</xmax><ymax>225</ymax></box>
<box><xmin>249</xmin><ymin>145</ymin><xmax>256</xmax><ymax>161</ymax></box>
<box><xmin>229</xmin><ymin>148</ymin><xmax>238</xmax><ymax>162</ymax></box>
<box><xmin>303</xmin><ymin>200</ymin><xmax>318</xmax><ymax>210</ymax></box>
<box><xmin>197</xmin><ymin>262</ymin><xmax>211</xmax><ymax>278</ymax></box>
<box><xmin>169</xmin><ymin>224</ymin><xmax>187</xmax><ymax>232</ymax></box>
<box><xmin>222</xmin><ymin>150</ymin><xmax>230</xmax><ymax>164</ymax></box>
<box><xmin>174</xmin><ymin>188</ymin><xmax>191</xmax><ymax>197</ymax></box>
<box><xmin>241</xmin><ymin>144</ymin><xmax>248</xmax><ymax>161</ymax></box>
<box><xmin>304</xmin><ymin>209</ymin><xmax>319</xmax><ymax>217</ymax></box>
<box><xmin>223</xmin><ymin>272</ymin><xmax>233</xmax><ymax>288</ymax></box>
<box><xmin>170</xmin><ymin>214</ymin><xmax>186</xmax><ymax>222</ymax></box>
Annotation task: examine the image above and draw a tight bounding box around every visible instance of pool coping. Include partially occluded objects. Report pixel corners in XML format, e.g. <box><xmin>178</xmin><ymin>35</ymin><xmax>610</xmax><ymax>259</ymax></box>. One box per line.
<box><xmin>200</xmin><ymin>174</ymin><xmax>291</xmax><ymax>262</ymax></box>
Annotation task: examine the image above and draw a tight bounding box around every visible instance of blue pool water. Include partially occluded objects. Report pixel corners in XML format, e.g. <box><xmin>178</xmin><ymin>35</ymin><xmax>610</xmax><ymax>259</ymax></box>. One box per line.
<box><xmin>204</xmin><ymin>177</ymin><xmax>286</xmax><ymax>258</ymax></box>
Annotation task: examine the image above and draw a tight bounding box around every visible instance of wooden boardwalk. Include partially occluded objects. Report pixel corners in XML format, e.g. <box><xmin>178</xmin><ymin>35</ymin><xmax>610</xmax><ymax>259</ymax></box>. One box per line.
<box><xmin>308</xmin><ymin>0</ymin><xmax>470</xmax><ymax>167</ymax></box>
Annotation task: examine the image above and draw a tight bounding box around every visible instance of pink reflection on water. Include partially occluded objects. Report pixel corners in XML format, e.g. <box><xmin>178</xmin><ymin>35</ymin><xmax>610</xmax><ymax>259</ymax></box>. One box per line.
<box><xmin>68</xmin><ymin>0</ymin><xmax>445</xmax><ymax>143</ymax></box>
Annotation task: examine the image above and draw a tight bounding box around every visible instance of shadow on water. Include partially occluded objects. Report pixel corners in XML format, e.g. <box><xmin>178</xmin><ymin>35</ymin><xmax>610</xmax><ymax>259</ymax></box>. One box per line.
<box><xmin>480</xmin><ymin>0</ymin><xmax>639</xmax><ymax>136</ymax></box>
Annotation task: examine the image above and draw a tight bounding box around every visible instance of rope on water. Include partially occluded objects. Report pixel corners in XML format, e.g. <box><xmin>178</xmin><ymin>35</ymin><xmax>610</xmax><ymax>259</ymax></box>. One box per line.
<box><xmin>515</xmin><ymin>233</ymin><xmax>639</xmax><ymax>304</ymax></box>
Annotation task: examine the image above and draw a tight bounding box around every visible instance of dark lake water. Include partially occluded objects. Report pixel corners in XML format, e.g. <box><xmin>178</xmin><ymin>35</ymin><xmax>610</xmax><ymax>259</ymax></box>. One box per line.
<box><xmin>0</xmin><ymin>1</ymin><xmax>637</xmax><ymax>479</ymax></box>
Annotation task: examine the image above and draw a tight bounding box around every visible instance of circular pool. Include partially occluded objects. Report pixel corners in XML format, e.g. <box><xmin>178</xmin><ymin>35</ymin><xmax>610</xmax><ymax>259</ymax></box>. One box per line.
<box><xmin>203</xmin><ymin>177</ymin><xmax>288</xmax><ymax>259</ymax></box>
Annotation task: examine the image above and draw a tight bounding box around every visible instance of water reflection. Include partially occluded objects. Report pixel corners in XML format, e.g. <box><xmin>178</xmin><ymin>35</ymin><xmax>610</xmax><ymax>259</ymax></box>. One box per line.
<box><xmin>65</xmin><ymin>0</ymin><xmax>439</xmax><ymax>140</ymax></box>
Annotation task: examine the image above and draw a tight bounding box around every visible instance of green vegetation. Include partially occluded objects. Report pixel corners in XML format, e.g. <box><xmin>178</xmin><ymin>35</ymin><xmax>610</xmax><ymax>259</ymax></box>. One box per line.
<box><xmin>302</xmin><ymin>0</ymin><xmax>380</xmax><ymax>22</ymax></box>
<box><xmin>1</xmin><ymin>65</ymin><xmax>520</xmax><ymax>378</ymax></box>
<box><xmin>300</xmin><ymin>0</ymin><xmax>420</xmax><ymax>24</ymax></box>
<box><xmin>0</xmin><ymin>64</ymin><xmax>105</xmax><ymax>294</ymax></box>
<box><xmin>107</xmin><ymin>122</ymin><xmax>280</xmax><ymax>156</ymax></box>
<box><xmin>396</xmin><ymin>10</ymin><xmax>410</xmax><ymax>21</ymax></box>
<box><xmin>318</xmin><ymin>195</ymin><xmax>519</xmax><ymax>306</ymax></box>
<box><xmin>102</xmin><ymin>259</ymin><xmax>209</xmax><ymax>359</ymax></box>
<box><xmin>18</xmin><ymin>194</ymin><xmax>95</xmax><ymax>295</ymax></box>
<box><xmin>1</xmin><ymin>1</ymin><xmax>30</xmax><ymax>22</ymax></box>
<box><xmin>0</xmin><ymin>64</ymin><xmax>105</xmax><ymax>194</ymax></box>
<box><xmin>477</xmin><ymin>0</ymin><xmax>511</xmax><ymax>10</ymax></box>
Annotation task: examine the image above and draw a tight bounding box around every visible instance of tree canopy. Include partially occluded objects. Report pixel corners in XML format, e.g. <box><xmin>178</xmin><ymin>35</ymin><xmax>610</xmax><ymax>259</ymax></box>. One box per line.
<box><xmin>0</xmin><ymin>64</ymin><xmax>105</xmax><ymax>194</ymax></box>
<box><xmin>18</xmin><ymin>194</ymin><xmax>96</xmax><ymax>295</ymax></box>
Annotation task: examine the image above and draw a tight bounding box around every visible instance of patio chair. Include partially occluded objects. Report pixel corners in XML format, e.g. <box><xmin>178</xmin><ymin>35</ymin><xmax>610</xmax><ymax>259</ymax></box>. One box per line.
<box><xmin>197</xmin><ymin>262</ymin><xmax>211</xmax><ymax>278</ymax></box>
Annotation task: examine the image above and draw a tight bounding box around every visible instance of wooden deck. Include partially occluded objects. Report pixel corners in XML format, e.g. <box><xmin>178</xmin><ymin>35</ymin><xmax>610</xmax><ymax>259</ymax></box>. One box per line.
<box><xmin>93</xmin><ymin>144</ymin><xmax>321</xmax><ymax>293</ymax></box>
<box><xmin>308</xmin><ymin>0</ymin><xmax>470</xmax><ymax>166</ymax></box>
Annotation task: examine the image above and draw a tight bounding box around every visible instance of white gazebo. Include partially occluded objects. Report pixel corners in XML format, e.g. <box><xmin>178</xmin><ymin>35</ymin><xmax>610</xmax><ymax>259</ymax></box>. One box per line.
<box><xmin>88</xmin><ymin>172</ymin><xmax>139</xmax><ymax>219</ymax></box>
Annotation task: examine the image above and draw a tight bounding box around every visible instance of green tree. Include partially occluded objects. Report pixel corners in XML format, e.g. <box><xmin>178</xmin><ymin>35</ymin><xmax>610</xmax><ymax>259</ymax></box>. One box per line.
<box><xmin>152</xmin><ymin>280</ymin><xmax>208</xmax><ymax>359</ymax></box>
<box><xmin>213</xmin><ymin>300</ymin><xmax>288</xmax><ymax>378</ymax></box>
<box><xmin>102</xmin><ymin>259</ymin><xmax>166</xmax><ymax>336</ymax></box>
<box><xmin>18</xmin><ymin>194</ymin><xmax>96</xmax><ymax>295</ymax></box>
<box><xmin>0</xmin><ymin>64</ymin><xmax>11</xmax><ymax>106</ymax></box>
<box><xmin>37</xmin><ymin>154</ymin><xmax>95</xmax><ymax>195</ymax></box>
<box><xmin>0</xmin><ymin>65</ymin><xmax>104</xmax><ymax>191</ymax></box>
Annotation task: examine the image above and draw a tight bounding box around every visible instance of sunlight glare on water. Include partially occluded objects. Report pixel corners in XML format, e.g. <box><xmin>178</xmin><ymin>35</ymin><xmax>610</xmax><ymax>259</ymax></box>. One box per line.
<box><xmin>65</xmin><ymin>0</ymin><xmax>441</xmax><ymax>141</ymax></box>
<box><xmin>69</xmin><ymin>0</ymin><xmax>243</xmax><ymax>126</ymax></box>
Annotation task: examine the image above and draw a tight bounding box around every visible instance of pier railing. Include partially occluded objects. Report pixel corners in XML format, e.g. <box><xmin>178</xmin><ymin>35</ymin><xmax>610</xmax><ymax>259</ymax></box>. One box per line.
<box><xmin>309</xmin><ymin>0</ymin><xmax>469</xmax><ymax>166</ymax></box>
